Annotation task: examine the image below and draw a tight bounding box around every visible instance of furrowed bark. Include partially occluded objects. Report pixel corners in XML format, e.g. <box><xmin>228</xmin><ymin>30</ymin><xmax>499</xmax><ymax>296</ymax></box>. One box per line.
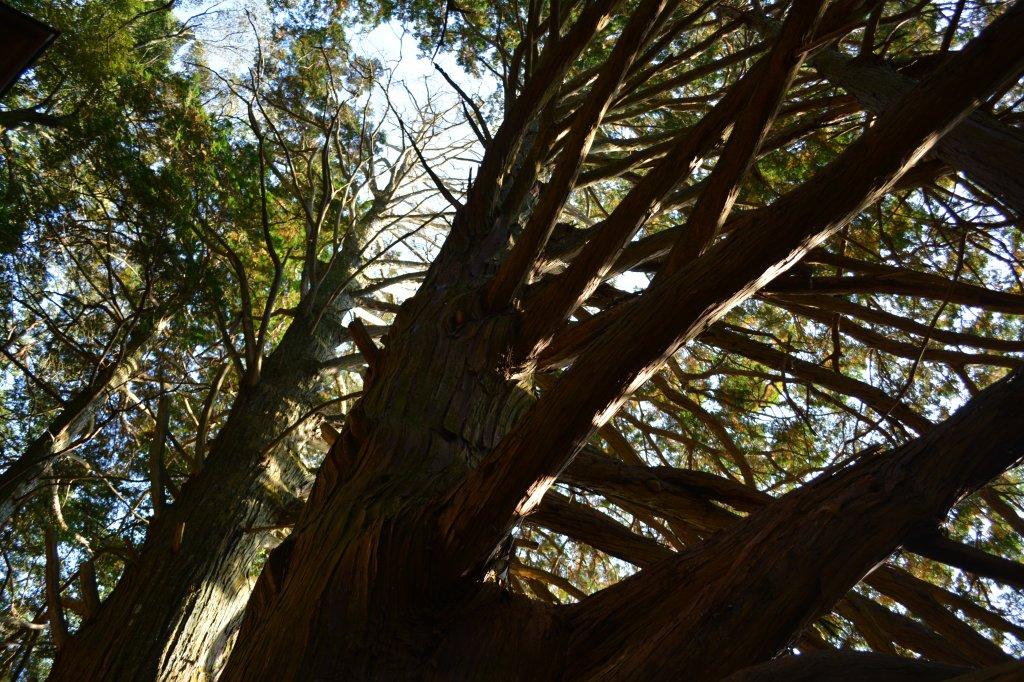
<box><xmin>530</xmin><ymin>490</ymin><xmax>670</xmax><ymax>567</ymax></box>
<box><xmin>515</xmin><ymin>47</ymin><xmax>757</xmax><ymax>356</ymax></box>
<box><xmin>599</xmin><ymin>157</ymin><xmax>950</xmax><ymax>280</ymax></box>
<box><xmin>78</xmin><ymin>560</ymin><xmax>100</xmax><ymax>623</ymax></box>
<box><xmin>981</xmin><ymin>488</ymin><xmax>1024</xmax><ymax>537</ymax></box>
<box><xmin>548</xmin><ymin>449</ymin><xmax>1015</xmax><ymax>662</ymax></box>
<box><xmin>549</xmin><ymin>280</ymin><xmax>1022</xmax><ymax>380</ymax></box>
<box><xmin>833</xmin><ymin>596</ymin><xmax>898</xmax><ymax>656</ymax></box>
<box><xmin>836</xmin><ymin>593</ymin><xmax>973</xmax><ymax>664</ymax></box>
<box><xmin>219</xmin><ymin>274</ymin><xmax>543</xmax><ymax>678</ymax></box>
<box><xmin>864</xmin><ymin>565</ymin><xmax>1011</xmax><ymax>666</ymax></box>
<box><xmin>564</xmin><ymin>446</ymin><xmax>767</xmax><ymax>515</ymax></box>
<box><xmin>44</xmin><ymin>527</ymin><xmax>68</xmax><ymax>652</ymax></box>
<box><xmin>903</xmin><ymin>530</ymin><xmax>1024</xmax><ymax>590</ymax></box>
<box><xmin>457</xmin><ymin>0</ymin><xmax>622</xmax><ymax>244</ymax></box>
<box><xmin>193</xmin><ymin>361</ymin><xmax>230</xmax><ymax>471</ymax></box>
<box><xmin>147</xmin><ymin>390</ymin><xmax>170</xmax><ymax>517</ymax></box>
<box><xmin>562</xmin><ymin>444</ymin><xmax>1024</xmax><ymax>645</ymax></box>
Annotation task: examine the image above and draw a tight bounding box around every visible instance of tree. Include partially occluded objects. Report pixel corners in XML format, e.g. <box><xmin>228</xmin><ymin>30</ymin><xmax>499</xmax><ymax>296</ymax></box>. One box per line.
<box><xmin>4</xmin><ymin>0</ymin><xmax>1024</xmax><ymax>679</ymax></box>
<box><xmin>212</xmin><ymin>0</ymin><xmax>1023</xmax><ymax>677</ymax></box>
<box><xmin>4</xmin><ymin>2</ymin><xmax>457</xmax><ymax>677</ymax></box>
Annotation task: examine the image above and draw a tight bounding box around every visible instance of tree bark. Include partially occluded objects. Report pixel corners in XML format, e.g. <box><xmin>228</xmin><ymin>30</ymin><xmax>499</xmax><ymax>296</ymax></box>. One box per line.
<box><xmin>220</xmin><ymin>258</ymin><xmax>541</xmax><ymax>678</ymax></box>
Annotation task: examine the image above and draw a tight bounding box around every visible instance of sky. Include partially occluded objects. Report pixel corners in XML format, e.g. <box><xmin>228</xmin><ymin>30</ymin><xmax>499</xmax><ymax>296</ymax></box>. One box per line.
<box><xmin>175</xmin><ymin>1</ymin><xmax>497</xmax><ymax>113</ymax></box>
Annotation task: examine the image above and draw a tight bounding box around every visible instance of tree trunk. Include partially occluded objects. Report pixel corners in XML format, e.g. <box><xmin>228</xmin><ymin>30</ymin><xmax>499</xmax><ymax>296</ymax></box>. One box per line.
<box><xmin>42</xmin><ymin>3</ymin><xmax>1024</xmax><ymax>679</ymax></box>
<box><xmin>218</xmin><ymin>241</ymin><xmax>551</xmax><ymax>678</ymax></box>
<box><xmin>49</xmin><ymin>296</ymin><xmax>353</xmax><ymax>680</ymax></box>
<box><xmin>221</xmin><ymin>331</ymin><xmax>1024</xmax><ymax>681</ymax></box>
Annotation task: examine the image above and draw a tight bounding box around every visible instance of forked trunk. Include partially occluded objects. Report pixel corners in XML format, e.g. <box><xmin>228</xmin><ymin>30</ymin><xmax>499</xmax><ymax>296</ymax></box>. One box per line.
<box><xmin>219</xmin><ymin>7</ymin><xmax>1024</xmax><ymax>678</ymax></box>
<box><xmin>47</xmin><ymin>3</ymin><xmax>1024</xmax><ymax>679</ymax></box>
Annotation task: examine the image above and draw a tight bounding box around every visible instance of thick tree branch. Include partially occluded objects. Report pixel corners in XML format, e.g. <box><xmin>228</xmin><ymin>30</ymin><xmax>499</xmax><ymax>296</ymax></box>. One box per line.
<box><xmin>657</xmin><ymin>0</ymin><xmax>826</xmax><ymax>276</ymax></box>
<box><xmin>440</xmin><ymin>6</ymin><xmax>1024</xmax><ymax>585</ymax></box>
<box><xmin>484</xmin><ymin>0</ymin><xmax>669</xmax><ymax>312</ymax></box>
<box><xmin>566</xmin><ymin>367</ymin><xmax>1024</xmax><ymax>678</ymax></box>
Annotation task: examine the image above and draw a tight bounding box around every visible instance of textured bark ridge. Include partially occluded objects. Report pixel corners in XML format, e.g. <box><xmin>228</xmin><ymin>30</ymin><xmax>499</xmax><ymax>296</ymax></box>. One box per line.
<box><xmin>221</xmin><ymin>244</ymin><xmax>548</xmax><ymax>678</ymax></box>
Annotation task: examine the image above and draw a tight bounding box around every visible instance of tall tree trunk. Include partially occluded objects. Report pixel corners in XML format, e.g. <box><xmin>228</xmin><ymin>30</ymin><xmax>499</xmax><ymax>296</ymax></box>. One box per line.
<box><xmin>220</xmin><ymin>248</ymin><xmax>542</xmax><ymax>678</ymax></box>
<box><xmin>49</xmin><ymin>291</ymin><xmax>355</xmax><ymax>680</ymax></box>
